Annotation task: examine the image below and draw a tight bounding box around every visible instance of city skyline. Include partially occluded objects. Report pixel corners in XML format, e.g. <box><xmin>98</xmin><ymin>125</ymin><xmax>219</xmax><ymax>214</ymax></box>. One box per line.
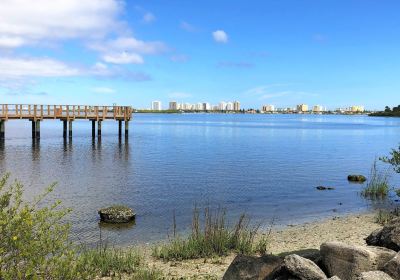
<box><xmin>1</xmin><ymin>1</ymin><xmax>400</xmax><ymax>110</ymax></box>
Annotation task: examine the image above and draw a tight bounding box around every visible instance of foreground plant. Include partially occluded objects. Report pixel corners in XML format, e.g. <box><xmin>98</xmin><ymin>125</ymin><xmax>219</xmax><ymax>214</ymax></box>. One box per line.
<box><xmin>361</xmin><ymin>160</ymin><xmax>390</xmax><ymax>198</ymax></box>
<box><xmin>0</xmin><ymin>173</ymin><xmax>163</xmax><ymax>280</ymax></box>
<box><xmin>152</xmin><ymin>206</ymin><xmax>267</xmax><ymax>261</ymax></box>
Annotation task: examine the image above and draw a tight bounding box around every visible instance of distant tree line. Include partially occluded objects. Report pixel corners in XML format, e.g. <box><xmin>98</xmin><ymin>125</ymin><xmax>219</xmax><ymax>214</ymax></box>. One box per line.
<box><xmin>370</xmin><ymin>105</ymin><xmax>400</xmax><ymax>117</ymax></box>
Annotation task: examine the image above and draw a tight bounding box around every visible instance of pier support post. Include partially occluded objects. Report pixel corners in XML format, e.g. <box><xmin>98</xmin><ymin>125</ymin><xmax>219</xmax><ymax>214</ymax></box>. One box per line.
<box><xmin>31</xmin><ymin>120</ymin><xmax>36</xmax><ymax>138</ymax></box>
<box><xmin>68</xmin><ymin>121</ymin><xmax>73</xmax><ymax>138</ymax></box>
<box><xmin>63</xmin><ymin>121</ymin><xmax>67</xmax><ymax>138</ymax></box>
<box><xmin>0</xmin><ymin>121</ymin><xmax>5</xmax><ymax>139</ymax></box>
<box><xmin>125</xmin><ymin>120</ymin><xmax>129</xmax><ymax>136</ymax></box>
<box><xmin>35</xmin><ymin>120</ymin><xmax>40</xmax><ymax>139</ymax></box>
<box><xmin>118</xmin><ymin>120</ymin><xmax>122</xmax><ymax>137</ymax></box>
<box><xmin>91</xmin><ymin>120</ymin><xmax>96</xmax><ymax>138</ymax></box>
<box><xmin>98</xmin><ymin>121</ymin><xmax>102</xmax><ymax>137</ymax></box>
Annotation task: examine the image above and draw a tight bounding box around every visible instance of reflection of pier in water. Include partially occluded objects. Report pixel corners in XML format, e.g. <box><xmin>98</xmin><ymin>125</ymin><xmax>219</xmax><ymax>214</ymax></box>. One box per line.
<box><xmin>0</xmin><ymin>104</ymin><xmax>133</xmax><ymax>139</ymax></box>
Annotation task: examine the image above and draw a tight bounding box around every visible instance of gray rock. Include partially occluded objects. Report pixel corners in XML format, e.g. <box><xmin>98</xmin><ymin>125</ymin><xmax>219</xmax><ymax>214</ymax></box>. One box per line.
<box><xmin>327</xmin><ymin>277</ymin><xmax>341</xmax><ymax>280</ymax></box>
<box><xmin>356</xmin><ymin>271</ymin><xmax>394</xmax><ymax>280</ymax></box>
<box><xmin>98</xmin><ymin>205</ymin><xmax>135</xmax><ymax>223</ymax></box>
<box><xmin>369</xmin><ymin>218</ymin><xmax>400</xmax><ymax>251</ymax></box>
<box><xmin>223</xmin><ymin>254</ymin><xmax>282</xmax><ymax>280</ymax></box>
<box><xmin>320</xmin><ymin>241</ymin><xmax>396</xmax><ymax>280</ymax></box>
<box><xmin>283</xmin><ymin>254</ymin><xmax>327</xmax><ymax>280</ymax></box>
<box><xmin>383</xmin><ymin>252</ymin><xmax>400</xmax><ymax>280</ymax></box>
<box><xmin>279</xmin><ymin>249</ymin><xmax>322</xmax><ymax>265</ymax></box>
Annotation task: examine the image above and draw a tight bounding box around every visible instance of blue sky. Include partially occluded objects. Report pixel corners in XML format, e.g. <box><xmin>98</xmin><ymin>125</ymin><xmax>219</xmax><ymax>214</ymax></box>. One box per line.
<box><xmin>0</xmin><ymin>0</ymin><xmax>399</xmax><ymax>110</ymax></box>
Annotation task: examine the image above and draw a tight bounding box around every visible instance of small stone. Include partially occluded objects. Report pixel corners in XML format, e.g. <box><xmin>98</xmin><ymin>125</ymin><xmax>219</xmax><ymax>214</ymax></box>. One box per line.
<box><xmin>356</xmin><ymin>271</ymin><xmax>394</xmax><ymax>280</ymax></box>
<box><xmin>283</xmin><ymin>254</ymin><xmax>327</xmax><ymax>280</ymax></box>
<box><xmin>383</xmin><ymin>252</ymin><xmax>400</xmax><ymax>280</ymax></box>
<box><xmin>98</xmin><ymin>205</ymin><xmax>135</xmax><ymax>223</ymax></box>
<box><xmin>347</xmin><ymin>175</ymin><xmax>367</xmax><ymax>182</ymax></box>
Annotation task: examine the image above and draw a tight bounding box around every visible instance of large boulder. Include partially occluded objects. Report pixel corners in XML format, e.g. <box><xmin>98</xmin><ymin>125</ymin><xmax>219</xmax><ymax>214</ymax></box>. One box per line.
<box><xmin>383</xmin><ymin>252</ymin><xmax>400</xmax><ymax>280</ymax></box>
<box><xmin>320</xmin><ymin>241</ymin><xmax>396</xmax><ymax>280</ymax></box>
<box><xmin>366</xmin><ymin>218</ymin><xmax>400</xmax><ymax>251</ymax></box>
<box><xmin>347</xmin><ymin>175</ymin><xmax>367</xmax><ymax>183</ymax></box>
<box><xmin>222</xmin><ymin>255</ymin><xmax>283</xmax><ymax>280</ymax></box>
<box><xmin>283</xmin><ymin>254</ymin><xmax>327</xmax><ymax>280</ymax></box>
<box><xmin>356</xmin><ymin>271</ymin><xmax>394</xmax><ymax>280</ymax></box>
<box><xmin>98</xmin><ymin>205</ymin><xmax>135</xmax><ymax>223</ymax></box>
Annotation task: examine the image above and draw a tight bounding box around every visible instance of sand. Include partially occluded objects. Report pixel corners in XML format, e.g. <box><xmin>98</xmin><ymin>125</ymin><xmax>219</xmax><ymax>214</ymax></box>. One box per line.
<box><xmin>143</xmin><ymin>212</ymin><xmax>381</xmax><ymax>279</ymax></box>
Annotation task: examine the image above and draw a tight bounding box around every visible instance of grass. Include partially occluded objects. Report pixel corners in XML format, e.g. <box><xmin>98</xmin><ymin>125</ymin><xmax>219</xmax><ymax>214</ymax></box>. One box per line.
<box><xmin>152</xmin><ymin>206</ymin><xmax>269</xmax><ymax>261</ymax></box>
<box><xmin>361</xmin><ymin>160</ymin><xmax>390</xmax><ymax>198</ymax></box>
<box><xmin>375</xmin><ymin>208</ymin><xmax>400</xmax><ymax>225</ymax></box>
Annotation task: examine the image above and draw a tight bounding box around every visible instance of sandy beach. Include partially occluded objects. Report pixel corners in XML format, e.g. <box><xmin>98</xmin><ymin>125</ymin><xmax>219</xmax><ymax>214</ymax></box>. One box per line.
<box><xmin>143</xmin><ymin>212</ymin><xmax>381</xmax><ymax>279</ymax></box>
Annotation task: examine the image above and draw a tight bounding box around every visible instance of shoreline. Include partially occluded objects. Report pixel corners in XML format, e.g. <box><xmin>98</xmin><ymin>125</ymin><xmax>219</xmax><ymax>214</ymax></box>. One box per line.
<box><xmin>134</xmin><ymin>211</ymin><xmax>381</xmax><ymax>279</ymax></box>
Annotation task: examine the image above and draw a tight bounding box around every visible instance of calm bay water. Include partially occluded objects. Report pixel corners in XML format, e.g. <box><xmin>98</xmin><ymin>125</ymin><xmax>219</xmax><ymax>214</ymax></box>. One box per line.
<box><xmin>1</xmin><ymin>114</ymin><xmax>400</xmax><ymax>245</ymax></box>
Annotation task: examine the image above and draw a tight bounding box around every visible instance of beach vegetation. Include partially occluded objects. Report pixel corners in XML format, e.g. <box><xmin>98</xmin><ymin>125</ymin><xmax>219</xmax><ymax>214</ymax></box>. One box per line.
<box><xmin>152</xmin><ymin>206</ymin><xmax>268</xmax><ymax>261</ymax></box>
<box><xmin>375</xmin><ymin>208</ymin><xmax>400</xmax><ymax>225</ymax></box>
<box><xmin>380</xmin><ymin>144</ymin><xmax>400</xmax><ymax>173</ymax></box>
<box><xmin>361</xmin><ymin>160</ymin><xmax>390</xmax><ymax>198</ymax></box>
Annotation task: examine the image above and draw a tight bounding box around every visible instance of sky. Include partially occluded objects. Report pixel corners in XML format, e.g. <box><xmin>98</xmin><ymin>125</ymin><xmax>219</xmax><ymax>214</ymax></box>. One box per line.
<box><xmin>0</xmin><ymin>0</ymin><xmax>399</xmax><ymax>110</ymax></box>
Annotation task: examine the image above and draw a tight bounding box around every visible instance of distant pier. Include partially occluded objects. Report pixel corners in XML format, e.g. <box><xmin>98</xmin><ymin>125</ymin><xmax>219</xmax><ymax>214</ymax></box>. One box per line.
<box><xmin>0</xmin><ymin>104</ymin><xmax>133</xmax><ymax>139</ymax></box>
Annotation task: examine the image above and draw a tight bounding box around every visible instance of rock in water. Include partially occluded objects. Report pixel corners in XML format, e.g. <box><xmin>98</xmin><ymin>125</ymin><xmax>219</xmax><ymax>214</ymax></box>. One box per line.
<box><xmin>320</xmin><ymin>241</ymin><xmax>396</xmax><ymax>280</ymax></box>
<box><xmin>366</xmin><ymin>218</ymin><xmax>400</xmax><ymax>251</ymax></box>
<box><xmin>356</xmin><ymin>271</ymin><xmax>394</xmax><ymax>280</ymax></box>
<box><xmin>98</xmin><ymin>205</ymin><xmax>135</xmax><ymax>223</ymax></box>
<box><xmin>347</xmin><ymin>175</ymin><xmax>367</xmax><ymax>182</ymax></box>
<box><xmin>283</xmin><ymin>254</ymin><xmax>327</xmax><ymax>280</ymax></box>
<box><xmin>222</xmin><ymin>254</ymin><xmax>282</xmax><ymax>280</ymax></box>
<box><xmin>316</xmin><ymin>186</ymin><xmax>335</xmax><ymax>190</ymax></box>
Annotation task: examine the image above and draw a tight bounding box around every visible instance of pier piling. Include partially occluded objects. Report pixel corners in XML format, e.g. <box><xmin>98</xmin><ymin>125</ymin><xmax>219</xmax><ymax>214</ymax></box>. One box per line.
<box><xmin>0</xmin><ymin>121</ymin><xmax>4</xmax><ymax>139</ymax></box>
<box><xmin>118</xmin><ymin>120</ymin><xmax>122</xmax><ymax>137</ymax></box>
<box><xmin>68</xmin><ymin>121</ymin><xmax>73</xmax><ymax>138</ymax></box>
<box><xmin>98</xmin><ymin>121</ymin><xmax>102</xmax><ymax>137</ymax></box>
<box><xmin>125</xmin><ymin>120</ymin><xmax>129</xmax><ymax>136</ymax></box>
<box><xmin>35</xmin><ymin>120</ymin><xmax>40</xmax><ymax>138</ymax></box>
<box><xmin>31</xmin><ymin>120</ymin><xmax>36</xmax><ymax>138</ymax></box>
<box><xmin>92</xmin><ymin>120</ymin><xmax>96</xmax><ymax>138</ymax></box>
<box><xmin>63</xmin><ymin>121</ymin><xmax>67</xmax><ymax>138</ymax></box>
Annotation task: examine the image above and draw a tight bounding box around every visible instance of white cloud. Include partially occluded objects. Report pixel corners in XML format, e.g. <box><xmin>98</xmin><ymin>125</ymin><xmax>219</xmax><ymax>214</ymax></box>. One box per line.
<box><xmin>0</xmin><ymin>0</ymin><xmax>123</xmax><ymax>48</ymax></box>
<box><xmin>102</xmin><ymin>52</ymin><xmax>144</xmax><ymax>64</ymax></box>
<box><xmin>89</xmin><ymin>36</ymin><xmax>168</xmax><ymax>64</ymax></box>
<box><xmin>143</xmin><ymin>12</ymin><xmax>156</xmax><ymax>23</ymax></box>
<box><xmin>212</xmin><ymin>30</ymin><xmax>228</xmax><ymax>43</ymax></box>
<box><xmin>168</xmin><ymin>92</ymin><xmax>192</xmax><ymax>99</ymax></box>
<box><xmin>180</xmin><ymin>21</ymin><xmax>196</xmax><ymax>32</ymax></box>
<box><xmin>91</xmin><ymin>87</ymin><xmax>115</xmax><ymax>94</ymax></box>
<box><xmin>0</xmin><ymin>57</ymin><xmax>80</xmax><ymax>78</ymax></box>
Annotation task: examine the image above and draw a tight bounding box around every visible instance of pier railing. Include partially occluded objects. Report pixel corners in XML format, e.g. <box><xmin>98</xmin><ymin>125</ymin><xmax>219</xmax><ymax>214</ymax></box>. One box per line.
<box><xmin>0</xmin><ymin>104</ymin><xmax>133</xmax><ymax>121</ymax></box>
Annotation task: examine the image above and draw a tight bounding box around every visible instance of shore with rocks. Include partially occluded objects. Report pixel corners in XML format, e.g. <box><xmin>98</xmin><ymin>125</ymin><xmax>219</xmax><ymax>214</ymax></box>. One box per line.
<box><xmin>139</xmin><ymin>212</ymin><xmax>384</xmax><ymax>279</ymax></box>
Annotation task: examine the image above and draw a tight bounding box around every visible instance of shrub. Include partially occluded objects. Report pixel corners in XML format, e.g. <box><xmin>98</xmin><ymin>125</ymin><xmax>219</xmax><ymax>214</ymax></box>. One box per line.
<box><xmin>152</xmin><ymin>206</ymin><xmax>263</xmax><ymax>261</ymax></box>
<box><xmin>361</xmin><ymin>161</ymin><xmax>390</xmax><ymax>198</ymax></box>
<box><xmin>375</xmin><ymin>208</ymin><xmax>400</xmax><ymax>225</ymax></box>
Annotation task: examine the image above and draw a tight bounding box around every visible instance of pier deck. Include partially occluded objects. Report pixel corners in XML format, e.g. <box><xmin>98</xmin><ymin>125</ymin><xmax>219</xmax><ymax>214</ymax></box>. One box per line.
<box><xmin>0</xmin><ymin>104</ymin><xmax>133</xmax><ymax>139</ymax></box>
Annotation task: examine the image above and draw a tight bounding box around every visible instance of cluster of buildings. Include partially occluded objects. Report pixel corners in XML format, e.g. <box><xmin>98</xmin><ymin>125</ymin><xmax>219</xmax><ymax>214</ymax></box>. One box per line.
<box><xmin>260</xmin><ymin>104</ymin><xmax>365</xmax><ymax>114</ymax></box>
<box><xmin>151</xmin><ymin>101</ymin><xmax>241</xmax><ymax>111</ymax></box>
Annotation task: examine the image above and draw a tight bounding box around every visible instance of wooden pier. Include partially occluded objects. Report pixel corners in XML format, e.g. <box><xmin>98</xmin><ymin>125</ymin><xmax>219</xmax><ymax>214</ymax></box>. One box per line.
<box><xmin>0</xmin><ymin>104</ymin><xmax>133</xmax><ymax>139</ymax></box>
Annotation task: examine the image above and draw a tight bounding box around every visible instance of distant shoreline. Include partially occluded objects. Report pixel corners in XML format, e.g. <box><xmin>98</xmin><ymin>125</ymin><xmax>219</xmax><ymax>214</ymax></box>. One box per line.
<box><xmin>135</xmin><ymin>110</ymin><xmax>370</xmax><ymax>116</ymax></box>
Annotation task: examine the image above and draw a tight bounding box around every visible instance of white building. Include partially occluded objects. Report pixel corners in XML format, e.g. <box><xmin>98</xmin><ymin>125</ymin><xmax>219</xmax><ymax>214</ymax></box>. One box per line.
<box><xmin>169</xmin><ymin>101</ymin><xmax>178</xmax><ymax>110</ymax></box>
<box><xmin>296</xmin><ymin>104</ymin><xmax>309</xmax><ymax>112</ymax></box>
<box><xmin>350</xmin><ymin>106</ymin><xmax>365</xmax><ymax>113</ymax></box>
<box><xmin>313</xmin><ymin>105</ymin><xmax>324</xmax><ymax>113</ymax></box>
<box><xmin>262</xmin><ymin>105</ymin><xmax>275</xmax><ymax>112</ymax></box>
<box><xmin>226</xmin><ymin>102</ymin><xmax>234</xmax><ymax>111</ymax></box>
<box><xmin>151</xmin><ymin>101</ymin><xmax>162</xmax><ymax>111</ymax></box>
<box><xmin>233</xmin><ymin>101</ymin><xmax>240</xmax><ymax>111</ymax></box>
<box><xmin>219</xmin><ymin>101</ymin><xmax>227</xmax><ymax>111</ymax></box>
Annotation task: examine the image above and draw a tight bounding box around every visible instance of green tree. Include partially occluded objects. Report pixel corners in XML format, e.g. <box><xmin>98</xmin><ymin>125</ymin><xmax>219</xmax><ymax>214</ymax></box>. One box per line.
<box><xmin>381</xmin><ymin>145</ymin><xmax>400</xmax><ymax>173</ymax></box>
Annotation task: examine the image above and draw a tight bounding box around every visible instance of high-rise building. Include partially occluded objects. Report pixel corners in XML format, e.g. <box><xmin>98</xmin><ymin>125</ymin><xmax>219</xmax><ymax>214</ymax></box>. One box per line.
<box><xmin>233</xmin><ymin>101</ymin><xmax>240</xmax><ymax>111</ymax></box>
<box><xmin>169</xmin><ymin>101</ymin><xmax>178</xmax><ymax>110</ymax></box>
<box><xmin>151</xmin><ymin>101</ymin><xmax>162</xmax><ymax>111</ymax></box>
<box><xmin>219</xmin><ymin>101</ymin><xmax>227</xmax><ymax>111</ymax></box>
<box><xmin>226</xmin><ymin>102</ymin><xmax>234</xmax><ymax>111</ymax></box>
<box><xmin>296</xmin><ymin>104</ymin><xmax>309</xmax><ymax>112</ymax></box>
<box><xmin>350</xmin><ymin>106</ymin><xmax>365</xmax><ymax>113</ymax></box>
<box><xmin>262</xmin><ymin>105</ymin><xmax>275</xmax><ymax>112</ymax></box>
<box><xmin>313</xmin><ymin>105</ymin><xmax>324</xmax><ymax>113</ymax></box>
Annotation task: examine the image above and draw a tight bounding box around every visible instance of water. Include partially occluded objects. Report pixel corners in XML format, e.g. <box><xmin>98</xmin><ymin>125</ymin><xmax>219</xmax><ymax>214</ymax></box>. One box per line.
<box><xmin>0</xmin><ymin>114</ymin><xmax>399</xmax><ymax>246</ymax></box>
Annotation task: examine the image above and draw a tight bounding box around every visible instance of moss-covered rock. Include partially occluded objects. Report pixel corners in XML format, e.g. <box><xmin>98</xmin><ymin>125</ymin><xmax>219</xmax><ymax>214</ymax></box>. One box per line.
<box><xmin>347</xmin><ymin>175</ymin><xmax>367</xmax><ymax>183</ymax></box>
<box><xmin>98</xmin><ymin>205</ymin><xmax>135</xmax><ymax>223</ymax></box>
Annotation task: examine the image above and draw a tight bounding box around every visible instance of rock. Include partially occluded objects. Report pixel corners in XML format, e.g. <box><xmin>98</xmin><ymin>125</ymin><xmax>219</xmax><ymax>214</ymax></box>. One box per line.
<box><xmin>316</xmin><ymin>186</ymin><xmax>335</xmax><ymax>191</ymax></box>
<box><xmin>347</xmin><ymin>175</ymin><xmax>367</xmax><ymax>183</ymax></box>
<box><xmin>98</xmin><ymin>205</ymin><xmax>135</xmax><ymax>223</ymax></box>
<box><xmin>320</xmin><ymin>241</ymin><xmax>396</xmax><ymax>280</ymax></box>
<box><xmin>383</xmin><ymin>252</ymin><xmax>400</xmax><ymax>280</ymax></box>
<box><xmin>327</xmin><ymin>277</ymin><xmax>341</xmax><ymax>280</ymax></box>
<box><xmin>222</xmin><ymin>254</ymin><xmax>283</xmax><ymax>280</ymax></box>
<box><xmin>283</xmin><ymin>254</ymin><xmax>327</xmax><ymax>280</ymax></box>
<box><xmin>356</xmin><ymin>271</ymin><xmax>394</xmax><ymax>280</ymax></box>
<box><xmin>366</xmin><ymin>218</ymin><xmax>400</xmax><ymax>251</ymax></box>
<box><xmin>279</xmin><ymin>249</ymin><xmax>322</xmax><ymax>265</ymax></box>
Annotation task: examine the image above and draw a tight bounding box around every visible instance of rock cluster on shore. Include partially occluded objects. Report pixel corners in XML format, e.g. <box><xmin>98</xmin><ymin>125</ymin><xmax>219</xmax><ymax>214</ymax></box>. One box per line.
<box><xmin>223</xmin><ymin>218</ymin><xmax>400</xmax><ymax>280</ymax></box>
<box><xmin>98</xmin><ymin>205</ymin><xmax>135</xmax><ymax>223</ymax></box>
